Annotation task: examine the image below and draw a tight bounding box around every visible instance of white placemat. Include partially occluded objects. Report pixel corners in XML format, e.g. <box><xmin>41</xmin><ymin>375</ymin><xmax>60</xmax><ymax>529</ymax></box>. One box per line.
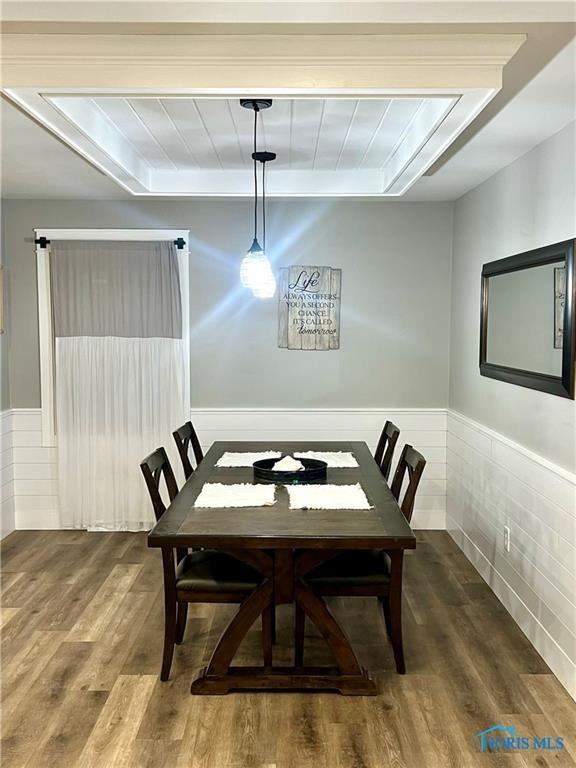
<box><xmin>294</xmin><ymin>451</ymin><xmax>359</xmax><ymax>468</ymax></box>
<box><xmin>194</xmin><ymin>483</ymin><xmax>276</xmax><ymax>508</ymax></box>
<box><xmin>216</xmin><ymin>451</ymin><xmax>282</xmax><ymax>467</ymax></box>
<box><xmin>287</xmin><ymin>483</ymin><xmax>371</xmax><ymax>510</ymax></box>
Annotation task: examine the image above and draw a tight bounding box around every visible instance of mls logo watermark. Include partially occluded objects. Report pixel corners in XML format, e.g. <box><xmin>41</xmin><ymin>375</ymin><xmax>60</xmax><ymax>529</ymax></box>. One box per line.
<box><xmin>478</xmin><ymin>724</ymin><xmax>565</xmax><ymax>753</ymax></box>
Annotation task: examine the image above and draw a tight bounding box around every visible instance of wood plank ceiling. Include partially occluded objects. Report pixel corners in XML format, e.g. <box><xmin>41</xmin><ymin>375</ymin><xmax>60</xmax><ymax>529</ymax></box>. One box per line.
<box><xmin>87</xmin><ymin>97</ymin><xmax>428</xmax><ymax>171</ymax></box>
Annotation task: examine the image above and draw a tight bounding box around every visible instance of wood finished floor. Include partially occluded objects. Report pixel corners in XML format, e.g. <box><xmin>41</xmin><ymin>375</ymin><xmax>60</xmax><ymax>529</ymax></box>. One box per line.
<box><xmin>1</xmin><ymin>530</ymin><xmax>575</xmax><ymax>768</ymax></box>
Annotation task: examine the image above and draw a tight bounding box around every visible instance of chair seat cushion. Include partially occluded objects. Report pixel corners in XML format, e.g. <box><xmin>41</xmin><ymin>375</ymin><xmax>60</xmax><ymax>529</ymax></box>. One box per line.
<box><xmin>305</xmin><ymin>549</ymin><xmax>391</xmax><ymax>590</ymax></box>
<box><xmin>176</xmin><ymin>550</ymin><xmax>261</xmax><ymax>593</ymax></box>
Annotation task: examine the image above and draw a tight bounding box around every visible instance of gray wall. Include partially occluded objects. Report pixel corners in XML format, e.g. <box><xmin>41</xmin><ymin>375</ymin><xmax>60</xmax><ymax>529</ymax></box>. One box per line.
<box><xmin>0</xmin><ymin>210</ymin><xmax>8</xmax><ymax>411</ymax></box>
<box><xmin>1</xmin><ymin>199</ymin><xmax>453</xmax><ymax>409</ymax></box>
<box><xmin>450</xmin><ymin>121</ymin><xmax>576</xmax><ymax>471</ymax></box>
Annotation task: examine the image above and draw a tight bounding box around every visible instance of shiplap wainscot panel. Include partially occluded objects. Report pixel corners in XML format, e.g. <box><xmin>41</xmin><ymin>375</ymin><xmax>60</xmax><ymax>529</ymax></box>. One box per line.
<box><xmin>191</xmin><ymin>408</ymin><xmax>446</xmax><ymax>529</ymax></box>
<box><xmin>278</xmin><ymin>267</ymin><xmax>341</xmax><ymax>350</ymax></box>
<box><xmin>3</xmin><ymin>408</ymin><xmax>446</xmax><ymax>531</ymax></box>
<box><xmin>1</xmin><ymin>409</ymin><xmax>59</xmax><ymax>532</ymax></box>
<box><xmin>446</xmin><ymin>410</ymin><xmax>576</xmax><ymax>702</ymax></box>
<box><xmin>1</xmin><ymin>410</ymin><xmax>16</xmax><ymax>539</ymax></box>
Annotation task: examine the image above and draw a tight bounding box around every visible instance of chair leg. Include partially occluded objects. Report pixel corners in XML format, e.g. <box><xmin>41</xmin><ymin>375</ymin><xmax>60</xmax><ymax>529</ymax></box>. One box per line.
<box><xmin>176</xmin><ymin>602</ymin><xmax>188</xmax><ymax>645</ymax></box>
<box><xmin>389</xmin><ymin>553</ymin><xmax>406</xmax><ymax>674</ymax></box>
<box><xmin>379</xmin><ymin>596</ymin><xmax>392</xmax><ymax>640</ymax></box>
<box><xmin>270</xmin><ymin>604</ymin><xmax>276</xmax><ymax>644</ymax></box>
<box><xmin>262</xmin><ymin>604</ymin><xmax>273</xmax><ymax>666</ymax></box>
<box><xmin>161</xmin><ymin>593</ymin><xmax>177</xmax><ymax>681</ymax></box>
<box><xmin>294</xmin><ymin>603</ymin><xmax>305</xmax><ymax>667</ymax></box>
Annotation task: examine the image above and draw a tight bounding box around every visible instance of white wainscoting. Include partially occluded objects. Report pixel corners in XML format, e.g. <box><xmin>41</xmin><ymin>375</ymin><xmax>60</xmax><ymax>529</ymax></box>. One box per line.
<box><xmin>1</xmin><ymin>409</ymin><xmax>59</xmax><ymax>533</ymax></box>
<box><xmin>446</xmin><ymin>410</ymin><xmax>576</xmax><ymax>702</ymax></box>
<box><xmin>1</xmin><ymin>410</ymin><xmax>16</xmax><ymax>539</ymax></box>
<box><xmin>191</xmin><ymin>408</ymin><xmax>447</xmax><ymax>530</ymax></box>
<box><xmin>1</xmin><ymin>407</ymin><xmax>447</xmax><ymax>533</ymax></box>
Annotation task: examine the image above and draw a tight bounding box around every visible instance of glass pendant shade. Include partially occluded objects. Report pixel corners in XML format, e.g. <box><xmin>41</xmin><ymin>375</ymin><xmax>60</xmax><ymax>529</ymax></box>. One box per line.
<box><xmin>240</xmin><ymin>239</ymin><xmax>276</xmax><ymax>298</ymax></box>
<box><xmin>251</xmin><ymin>260</ymin><xmax>276</xmax><ymax>298</ymax></box>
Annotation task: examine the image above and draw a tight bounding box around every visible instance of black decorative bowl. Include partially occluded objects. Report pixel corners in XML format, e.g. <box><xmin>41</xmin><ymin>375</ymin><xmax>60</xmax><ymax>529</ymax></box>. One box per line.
<box><xmin>253</xmin><ymin>457</ymin><xmax>327</xmax><ymax>484</ymax></box>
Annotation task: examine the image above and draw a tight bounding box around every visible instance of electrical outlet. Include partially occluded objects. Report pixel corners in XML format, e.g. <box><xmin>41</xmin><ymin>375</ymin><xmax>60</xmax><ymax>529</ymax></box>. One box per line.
<box><xmin>504</xmin><ymin>525</ymin><xmax>511</xmax><ymax>552</ymax></box>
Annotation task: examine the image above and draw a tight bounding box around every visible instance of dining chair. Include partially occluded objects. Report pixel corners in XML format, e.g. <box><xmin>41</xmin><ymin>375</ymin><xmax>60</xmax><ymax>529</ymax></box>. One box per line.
<box><xmin>373</xmin><ymin>420</ymin><xmax>400</xmax><ymax>481</ymax></box>
<box><xmin>294</xmin><ymin>444</ymin><xmax>426</xmax><ymax>674</ymax></box>
<box><xmin>172</xmin><ymin>420</ymin><xmax>204</xmax><ymax>480</ymax></box>
<box><xmin>140</xmin><ymin>447</ymin><xmax>272</xmax><ymax>680</ymax></box>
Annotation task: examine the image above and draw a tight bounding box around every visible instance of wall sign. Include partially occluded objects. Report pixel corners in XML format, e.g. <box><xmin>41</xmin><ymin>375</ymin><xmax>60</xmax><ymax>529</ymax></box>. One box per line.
<box><xmin>278</xmin><ymin>266</ymin><xmax>341</xmax><ymax>350</ymax></box>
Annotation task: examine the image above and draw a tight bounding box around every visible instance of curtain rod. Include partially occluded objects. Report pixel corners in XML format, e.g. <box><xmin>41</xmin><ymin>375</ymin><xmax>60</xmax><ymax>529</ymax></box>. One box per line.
<box><xmin>35</xmin><ymin>236</ymin><xmax>186</xmax><ymax>250</ymax></box>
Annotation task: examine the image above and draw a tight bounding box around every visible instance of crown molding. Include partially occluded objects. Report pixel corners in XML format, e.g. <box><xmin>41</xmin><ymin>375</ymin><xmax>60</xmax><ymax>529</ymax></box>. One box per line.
<box><xmin>1</xmin><ymin>33</ymin><xmax>525</xmax><ymax>89</ymax></box>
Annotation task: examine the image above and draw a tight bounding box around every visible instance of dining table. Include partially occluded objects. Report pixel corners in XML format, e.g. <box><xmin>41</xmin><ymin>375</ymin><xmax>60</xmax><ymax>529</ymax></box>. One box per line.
<box><xmin>147</xmin><ymin>440</ymin><xmax>416</xmax><ymax>695</ymax></box>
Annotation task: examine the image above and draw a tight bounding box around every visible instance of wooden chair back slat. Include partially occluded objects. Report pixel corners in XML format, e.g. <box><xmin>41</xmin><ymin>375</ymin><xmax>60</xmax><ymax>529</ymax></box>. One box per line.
<box><xmin>173</xmin><ymin>421</ymin><xmax>204</xmax><ymax>480</ymax></box>
<box><xmin>374</xmin><ymin>420</ymin><xmax>400</xmax><ymax>481</ymax></box>
<box><xmin>140</xmin><ymin>447</ymin><xmax>179</xmax><ymax>522</ymax></box>
<box><xmin>389</xmin><ymin>444</ymin><xmax>426</xmax><ymax>523</ymax></box>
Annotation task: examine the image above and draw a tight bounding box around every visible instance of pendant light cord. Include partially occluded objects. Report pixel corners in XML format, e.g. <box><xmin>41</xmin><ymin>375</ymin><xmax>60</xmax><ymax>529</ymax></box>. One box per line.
<box><xmin>253</xmin><ymin>107</ymin><xmax>258</xmax><ymax>242</ymax></box>
<box><xmin>262</xmin><ymin>158</ymin><xmax>266</xmax><ymax>252</ymax></box>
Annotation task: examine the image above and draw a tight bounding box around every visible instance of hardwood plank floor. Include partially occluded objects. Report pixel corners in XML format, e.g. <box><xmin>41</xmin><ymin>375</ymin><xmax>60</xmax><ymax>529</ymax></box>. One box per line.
<box><xmin>1</xmin><ymin>530</ymin><xmax>574</xmax><ymax>768</ymax></box>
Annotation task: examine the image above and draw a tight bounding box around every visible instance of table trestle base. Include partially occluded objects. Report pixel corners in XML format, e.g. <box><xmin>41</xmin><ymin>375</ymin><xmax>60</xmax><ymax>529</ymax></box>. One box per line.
<box><xmin>190</xmin><ymin>665</ymin><xmax>377</xmax><ymax>695</ymax></box>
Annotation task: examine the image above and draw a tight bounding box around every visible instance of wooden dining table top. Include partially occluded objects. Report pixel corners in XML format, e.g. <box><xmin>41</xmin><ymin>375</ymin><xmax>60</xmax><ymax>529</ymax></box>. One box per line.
<box><xmin>148</xmin><ymin>441</ymin><xmax>416</xmax><ymax>551</ymax></box>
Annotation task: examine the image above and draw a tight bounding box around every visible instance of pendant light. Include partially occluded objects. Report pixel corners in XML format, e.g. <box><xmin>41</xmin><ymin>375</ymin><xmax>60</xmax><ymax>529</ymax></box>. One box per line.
<box><xmin>239</xmin><ymin>99</ymin><xmax>276</xmax><ymax>299</ymax></box>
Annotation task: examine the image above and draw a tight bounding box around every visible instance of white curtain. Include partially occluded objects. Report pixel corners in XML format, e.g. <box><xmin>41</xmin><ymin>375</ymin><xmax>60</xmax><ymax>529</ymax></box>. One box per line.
<box><xmin>51</xmin><ymin>240</ymin><xmax>187</xmax><ymax>530</ymax></box>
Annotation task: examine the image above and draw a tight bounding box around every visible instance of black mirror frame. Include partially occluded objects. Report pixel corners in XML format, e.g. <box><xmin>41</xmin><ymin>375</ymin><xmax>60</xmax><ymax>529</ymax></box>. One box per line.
<box><xmin>480</xmin><ymin>239</ymin><xmax>575</xmax><ymax>399</ymax></box>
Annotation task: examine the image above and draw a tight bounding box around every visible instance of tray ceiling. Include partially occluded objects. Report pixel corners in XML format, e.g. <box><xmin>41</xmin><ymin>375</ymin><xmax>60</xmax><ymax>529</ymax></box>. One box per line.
<box><xmin>5</xmin><ymin>91</ymin><xmax>486</xmax><ymax>196</ymax></box>
<box><xmin>2</xmin><ymin>31</ymin><xmax>525</xmax><ymax>196</ymax></box>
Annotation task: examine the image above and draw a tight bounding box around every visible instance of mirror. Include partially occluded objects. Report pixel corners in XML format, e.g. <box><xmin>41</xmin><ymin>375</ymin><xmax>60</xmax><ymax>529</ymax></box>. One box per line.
<box><xmin>486</xmin><ymin>261</ymin><xmax>565</xmax><ymax>376</ymax></box>
<box><xmin>480</xmin><ymin>240</ymin><xmax>575</xmax><ymax>399</ymax></box>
